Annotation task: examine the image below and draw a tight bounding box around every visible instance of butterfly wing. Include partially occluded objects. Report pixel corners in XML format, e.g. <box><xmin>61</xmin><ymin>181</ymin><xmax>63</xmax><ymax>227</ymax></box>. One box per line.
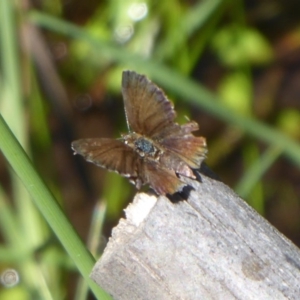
<box><xmin>140</xmin><ymin>160</ymin><xmax>186</xmax><ymax>195</ymax></box>
<box><xmin>122</xmin><ymin>70</ymin><xmax>176</xmax><ymax>137</ymax></box>
<box><xmin>72</xmin><ymin>138</ymin><xmax>139</xmax><ymax>178</ymax></box>
<box><xmin>72</xmin><ymin>138</ymin><xmax>185</xmax><ymax>194</ymax></box>
<box><xmin>158</xmin><ymin>121</ymin><xmax>207</xmax><ymax>172</ymax></box>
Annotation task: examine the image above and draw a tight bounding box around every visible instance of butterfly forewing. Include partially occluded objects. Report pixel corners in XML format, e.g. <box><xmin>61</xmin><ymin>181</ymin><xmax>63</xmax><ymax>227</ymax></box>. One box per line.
<box><xmin>72</xmin><ymin>139</ymin><xmax>139</xmax><ymax>177</ymax></box>
<box><xmin>122</xmin><ymin>71</ymin><xmax>176</xmax><ymax>137</ymax></box>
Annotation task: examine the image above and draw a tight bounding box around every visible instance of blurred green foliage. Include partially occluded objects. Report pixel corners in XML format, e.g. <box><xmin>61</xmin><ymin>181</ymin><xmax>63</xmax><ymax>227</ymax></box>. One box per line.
<box><xmin>1</xmin><ymin>0</ymin><xmax>300</xmax><ymax>299</ymax></box>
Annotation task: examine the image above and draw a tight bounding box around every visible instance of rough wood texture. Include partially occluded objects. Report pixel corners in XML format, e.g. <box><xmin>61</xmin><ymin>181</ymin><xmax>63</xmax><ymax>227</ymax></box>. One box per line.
<box><xmin>90</xmin><ymin>175</ymin><xmax>300</xmax><ymax>300</ymax></box>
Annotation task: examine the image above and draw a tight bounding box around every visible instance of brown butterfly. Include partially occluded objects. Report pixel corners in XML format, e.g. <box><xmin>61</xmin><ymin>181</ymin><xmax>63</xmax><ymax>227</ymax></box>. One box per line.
<box><xmin>72</xmin><ymin>71</ymin><xmax>207</xmax><ymax>195</ymax></box>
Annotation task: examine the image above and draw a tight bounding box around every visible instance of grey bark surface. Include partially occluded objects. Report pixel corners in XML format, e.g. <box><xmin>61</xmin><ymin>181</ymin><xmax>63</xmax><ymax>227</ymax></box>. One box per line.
<box><xmin>90</xmin><ymin>175</ymin><xmax>300</xmax><ymax>300</ymax></box>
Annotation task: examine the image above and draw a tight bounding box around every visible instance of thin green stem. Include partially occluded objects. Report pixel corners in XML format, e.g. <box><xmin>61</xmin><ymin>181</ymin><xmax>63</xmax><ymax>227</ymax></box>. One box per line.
<box><xmin>0</xmin><ymin>113</ymin><xmax>111</xmax><ymax>299</ymax></box>
<box><xmin>235</xmin><ymin>146</ymin><xmax>282</xmax><ymax>198</ymax></box>
<box><xmin>0</xmin><ymin>0</ymin><xmax>24</xmax><ymax>143</ymax></box>
<box><xmin>75</xmin><ymin>201</ymin><xmax>107</xmax><ymax>300</ymax></box>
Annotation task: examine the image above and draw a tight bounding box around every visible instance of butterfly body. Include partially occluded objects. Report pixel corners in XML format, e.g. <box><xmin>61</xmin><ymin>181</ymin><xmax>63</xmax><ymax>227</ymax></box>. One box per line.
<box><xmin>72</xmin><ymin>71</ymin><xmax>207</xmax><ymax>195</ymax></box>
<box><xmin>122</xmin><ymin>133</ymin><xmax>161</xmax><ymax>159</ymax></box>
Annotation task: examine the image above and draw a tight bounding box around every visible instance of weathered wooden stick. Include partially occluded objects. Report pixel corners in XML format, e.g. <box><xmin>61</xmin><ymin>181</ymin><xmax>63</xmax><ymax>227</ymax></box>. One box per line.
<box><xmin>90</xmin><ymin>175</ymin><xmax>300</xmax><ymax>300</ymax></box>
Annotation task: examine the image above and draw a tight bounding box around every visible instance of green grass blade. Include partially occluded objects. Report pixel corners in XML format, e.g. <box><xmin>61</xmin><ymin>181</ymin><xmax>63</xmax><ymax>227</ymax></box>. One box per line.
<box><xmin>0</xmin><ymin>0</ymin><xmax>24</xmax><ymax>143</ymax></box>
<box><xmin>75</xmin><ymin>201</ymin><xmax>107</xmax><ymax>300</ymax></box>
<box><xmin>235</xmin><ymin>146</ymin><xmax>282</xmax><ymax>198</ymax></box>
<box><xmin>0</xmin><ymin>0</ymin><xmax>45</xmax><ymax>249</ymax></box>
<box><xmin>0</xmin><ymin>113</ymin><xmax>111</xmax><ymax>299</ymax></box>
<box><xmin>0</xmin><ymin>186</ymin><xmax>22</xmax><ymax>245</ymax></box>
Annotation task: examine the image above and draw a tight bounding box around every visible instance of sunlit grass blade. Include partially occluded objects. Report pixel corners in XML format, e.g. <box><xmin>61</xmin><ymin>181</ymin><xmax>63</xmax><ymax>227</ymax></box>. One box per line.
<box><xmin>155</xmin><ymin>0</ymin><xmax>225</xmax><ymax>68</ymax></box>
<box><xmin>75</xmin><ymin>201</ymin><xmax>107</xmax><ymax>300</ymax></box>
<box><xmin>0</xmin><ymin>0</ymin><xmax>24</xmax><ymax>143</ymax></box>
<box><xmin>0</xmin><ymin>113</ymin><xmax>112</xmax><ymax>299</ymax></box>
<box><xmin>0</xmin><ymin>185</ymin><xmax>22</xmax><ymax>245</ymax></box>
<box><xmin>0</xmin><ymin>183</ymin><xmax>54</xmax><ymax>299</ymax></box>
<box><xmin>235</xmin><ymin>146</ymin><xmax>282</xmax><ymax>199</ymax></box>
<box><xmin>0</xmin><ymin>2</ymin><xmax>55</xmax><ymax>298</ymax></box>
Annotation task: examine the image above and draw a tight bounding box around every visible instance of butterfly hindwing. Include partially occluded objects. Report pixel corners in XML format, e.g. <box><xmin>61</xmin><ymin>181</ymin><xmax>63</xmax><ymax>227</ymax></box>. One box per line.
<box><xmin>140</xmin><ymin>160</ymin><xmax>186</xmax><ymax>195</ymax></box>
<box><xmin>159</xmin><ymin>122</ymin><xmax>207</xmax><ymax>169</ymax></box>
